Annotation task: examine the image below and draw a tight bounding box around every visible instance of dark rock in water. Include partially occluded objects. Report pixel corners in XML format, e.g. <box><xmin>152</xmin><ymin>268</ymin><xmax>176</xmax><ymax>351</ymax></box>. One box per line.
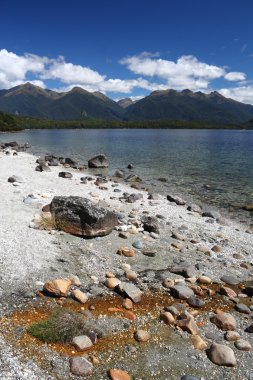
<box><xmin>170</xmin><ymin>284</ymin><xmax>194</xmax><ymax>300</ymax></box>
<box><xmin>125</xmin><ymin>193</ymin><xmax>143</xmax><ymax>203</ymax></box>
<box><xmin>114</xmin><ymin>169</ymin><xmax>125</xmax><ymax>178</ymax></box>
<box><xmin>45</xmin><ymin>154</ymin><xmax>56</xmax><ymax>162</ymax></box>
<box><xmin>65</xmin><ymin>157</ymin><xmax>78</xmax><ymax>167</ymax></box>
<box><xmin>125</xmin><ymin>174</ymin><xmax>141</xmax><ymax>182</ymax></box>
<box><xmin>4</xmin><ymin>141</ymin><xmax>18</xmax><ymax>148</ymax></box>
<box><xmin>50</xmin><ymin>196</ymin><xmax>118</xmax><ymax>237</ymax></box>
<box><xmin>48</xmin><ymin>159</ymin><xmax>59</xmax><ymax>166</ymax></box>
<box><xmin>69</xmin><ymin>357</ymin><xmax>93</xmax><ymax>377</ymax></box>
<box><xmin>242</xmin><ymin>204</ymin><xmax>253</xmax><ymax>211</ymax></box>
<box><xmin>141</xmin><ymin>216</ymin><xmax>160</xmax><ymax>234</ymax></box>
<box><xmin>59</xmin><ymin>172</ymin><xmax>73</xmax><ymax>178</ymax></box>
<box><xmin>35</xmin><ymin>164</ymin><xmax>51</xmax><ymax>172</ymax></box>
<box><xmin>167</xmin><ymin>194</ymin><xmax>186</xmax><ymax>205</ymax></box>
<box><xmin>187</xmin><ymin>203</ymin><xmax>202</xmax><ymax>213</ymax></box>
<box><xmin>188</xmin><ymin>295</ymin><xmax>205</xmax><ymax>308</ymax></box>
<box><xmin>220</xmin><ymin>275</ymin><xmax>239</xmax><ymax>285</ymax></box>
<box><xmin>127</xmin><ymin>163</ymin><xmax>134</xmax><ymax>169</ymax></box>
<box><xmin>169</xmin><ymin>262</ymin><xmax>195</xmax><ymax>278</ymax></box>
<box><xmin>202</xmin><ymin>209</ymin><xmax>221</xmax><ymax>219</ymax></box>
<box><xmin>8</xmin><ymin>175</ymin><xmax>24</xmax><ymax>183</ymax></box>
<box><xmin>88</xmin><ymin>154</ymin><xmax>109</xmax><ymax>168</ymax></box>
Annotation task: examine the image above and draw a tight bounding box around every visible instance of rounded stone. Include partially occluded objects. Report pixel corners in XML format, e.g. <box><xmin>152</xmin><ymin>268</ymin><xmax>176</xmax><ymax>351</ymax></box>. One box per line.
<box><xmin>224</xmin><ymin>331</ymin><xmax>240</xmax><ymax>341</ymax></box>
<box><xmin>105</xmin><ymin>278</ymin><xmax>121</xmax><ymax>289</ymax></box>
<box><xmin>123</xmin><ymin>298</ymin><xmax>133</xmax><ymax>310</ymax></box>
<box><xmin>234</xmin><ymin>340</ymin><xmax>252</xmax><ymax>351</ymax></box>
<box><xmin>72</xmin><ymin>335</ymin><xmax>93</xmax><ymax>351</ymax></box>
<box><xmin>197</xmin><ymin>275</ymin><xmax>212</xmax><ymax>284</ymax></box>
<box><xmin>69</xmin><ymin>357</ymin><xmax>93</xmax><ymax>377</ymax></box>
<box><xmin>134</xmin><ymin>330</ymin><xmax>151</xmax><ymax>342</ymax></box>
<box><xmin>207</xmin><ymin>343</ymin><xmax>236</xmax><ymax>367</ymax></box>
<box><xmin>211</xmin><ymin>312</ymin><xmax>237</xmax><ymax>331</ymax></box>
<box><xmin>235</xmin><ymin>303</ymin><xmax>251</xmax><ymax>314</ymax></box>
<box><xmin>108</xmin><ymin>368</ymin><xmax>132</xmax><ymax>380</ymax></box>
<box><xmin>72</xmin><ymin>289</ymin><xmax>88</xmax><ymax>304</ymax></box>
<box><xmin>132</xmin><ymin>240</ymin><xmax>143</xmax><ymax>249</ymax></box>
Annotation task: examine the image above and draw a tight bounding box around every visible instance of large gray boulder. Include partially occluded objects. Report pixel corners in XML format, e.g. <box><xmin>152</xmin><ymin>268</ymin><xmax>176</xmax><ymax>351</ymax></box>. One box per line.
<box><xmin>50</xmin><ymin>196</ymin><xmax>118</xmax><ymax>237</ymax></box>
<box><xmin>88</xmin><ymin>154</ymin><xmax>109</xmax><ymax>168</ymax></box>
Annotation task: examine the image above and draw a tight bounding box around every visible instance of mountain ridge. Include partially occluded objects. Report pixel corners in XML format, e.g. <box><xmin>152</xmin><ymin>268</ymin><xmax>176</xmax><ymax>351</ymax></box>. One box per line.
<box><xmin>0</xmin><ymin>83</ymin><xmax>253</xmax><ymax>124</ymax></box>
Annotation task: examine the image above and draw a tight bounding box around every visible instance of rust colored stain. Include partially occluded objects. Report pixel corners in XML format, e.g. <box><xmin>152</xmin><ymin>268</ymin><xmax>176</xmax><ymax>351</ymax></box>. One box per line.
<box><xmin>0</xmin><ymin>282</ymin><xmax>250</xmax><ymax>363</ymax></box>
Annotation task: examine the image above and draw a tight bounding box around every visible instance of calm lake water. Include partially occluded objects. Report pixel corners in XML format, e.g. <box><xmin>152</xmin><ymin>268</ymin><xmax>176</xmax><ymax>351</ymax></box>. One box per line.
<box><xmin>1</xmin><ymin>129</ymin><xmax>253</xmax><ymax>223</ymax></box>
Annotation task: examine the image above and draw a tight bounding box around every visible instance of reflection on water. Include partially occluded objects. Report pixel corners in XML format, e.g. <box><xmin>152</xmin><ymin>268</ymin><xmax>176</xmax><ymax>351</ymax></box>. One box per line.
<box><xmin>1</xmin><ymin>128</ymin><xmax>253</xmax><ymax>222</ymax></box>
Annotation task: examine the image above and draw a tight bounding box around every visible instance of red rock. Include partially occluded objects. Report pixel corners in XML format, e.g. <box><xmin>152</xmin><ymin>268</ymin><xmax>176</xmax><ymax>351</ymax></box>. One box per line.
<box><xmin>117</xmin><ymin>247</ymin><xmax>135</xmax><ymax>257</ymax></box>
<box><xmin>124</xmin><ymin>311</ymin><xmax>136</xmax><ymax>321</ymax></box>
<box><xmin>43</xmin><ymin>278</ymin><xmax>72</xmax><ymax>297</ymax></box>
<box><xmin>108</xmin><ymin>368</ymin><xmax>132</xmax><ymax>380</ymax></box>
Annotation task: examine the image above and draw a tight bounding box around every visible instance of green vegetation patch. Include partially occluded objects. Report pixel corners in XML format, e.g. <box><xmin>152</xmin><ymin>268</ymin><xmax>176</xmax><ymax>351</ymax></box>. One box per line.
<box><xmin>0</xmin><ymin>111</ymin><xmax>21</xmax><ymax>131</ymax></box>
<box><xmin>27</xmin><ymin>310</ymin><xmax>87</xmax><ymax>343</ymax></box>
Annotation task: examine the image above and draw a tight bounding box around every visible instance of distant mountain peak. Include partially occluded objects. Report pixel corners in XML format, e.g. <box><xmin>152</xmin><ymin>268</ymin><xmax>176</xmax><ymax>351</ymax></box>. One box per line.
<box><xmin>0</xmin><ymin>83</ymin><xmax>253</xmax><ymax>124</ymax></box>
<box><xmin>118</xmin><ymin>98</ymin><xmax>134</xmax><ymax>108</ymax></box>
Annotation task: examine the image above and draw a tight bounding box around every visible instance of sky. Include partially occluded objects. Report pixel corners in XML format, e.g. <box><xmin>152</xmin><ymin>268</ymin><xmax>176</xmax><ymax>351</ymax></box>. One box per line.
<box><xmin>1</xmin><ymin>0</ymin><xmax>253</xmax><ymax>103</ymax></box>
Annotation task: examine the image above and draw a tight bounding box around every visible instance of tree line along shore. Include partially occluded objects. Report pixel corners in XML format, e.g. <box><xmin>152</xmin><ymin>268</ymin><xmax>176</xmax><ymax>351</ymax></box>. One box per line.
<box><xmin>1</xmin><ymin>110</ymin><xmax>253</xmax><ymax>132</ymax></box>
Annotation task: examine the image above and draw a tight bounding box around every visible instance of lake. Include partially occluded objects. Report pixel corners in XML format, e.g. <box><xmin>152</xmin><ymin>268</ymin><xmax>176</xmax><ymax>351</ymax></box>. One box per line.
<box><xmin>1</xmin><ymin>128</ymin><xmax>253</xmax><ymax>223</ymax></box>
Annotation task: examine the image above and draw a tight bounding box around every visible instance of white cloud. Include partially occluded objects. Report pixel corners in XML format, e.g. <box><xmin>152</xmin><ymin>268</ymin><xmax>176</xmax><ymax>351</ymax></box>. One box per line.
<box><xmin>120</xmin><ymin>53</ymin><xmax>248</xmax><ymax>91</ymax></box>
<box><xmin>219</xmin><ymin>86</ymin><xmax>253</xmax><ymax>104</ymax></box>
<box><xmin>120</xmin><ymin>54</ymin><xmax>226</xmax><ymax>90</ymax></box>
<box><xmin>224</xmin><ymin>72</ymin><xmax>246</xmax><ymax>81</ymax></box>
<box><xmin>0</xmin><ymin>49</ymin><xmax>47</xmax><ymax>89</ymax></box>
<box><xmin>41</xmin><ymin>59</ymin><xmax>105</xmax><ymax>84</ymax></box>
<box><xmin>0</xmin><ymin>48</ymin><xmax>250</xmax><ymax>105</ymax></box>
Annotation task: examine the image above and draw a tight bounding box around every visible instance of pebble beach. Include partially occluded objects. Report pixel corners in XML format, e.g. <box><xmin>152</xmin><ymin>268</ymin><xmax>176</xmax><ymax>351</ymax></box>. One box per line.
<box><xmin>0</xmin><ymin>147</ymin><xmax>253</xmax><ymax>380</ymax></box>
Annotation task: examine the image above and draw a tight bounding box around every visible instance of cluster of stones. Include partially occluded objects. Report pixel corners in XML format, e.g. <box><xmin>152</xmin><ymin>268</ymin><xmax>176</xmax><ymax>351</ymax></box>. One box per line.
<box><xmin>160</xmin><ymin>273</ymin><xmax>253</xmax><ymax>368</ymax></box>
<box><xmin>0</xmin><ymin>140</ymin><xmax>31</xmax><ymax>154</ymax></box>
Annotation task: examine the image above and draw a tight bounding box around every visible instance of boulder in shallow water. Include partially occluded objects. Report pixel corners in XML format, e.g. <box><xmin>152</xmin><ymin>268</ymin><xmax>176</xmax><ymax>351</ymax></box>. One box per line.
<box><xmin>167</xmin><ymin>194</ymin><xmax>186</xmax><ymax>205</ymax></box>
<box><xmin>88</xmin><ymin>154</ymin><xmax>109</xmax><ymax>168</ymax></box>
<box><xmin>50</xmin><ymin>196</ymin><xmax>118</xmax><ymax>237</ymax></box>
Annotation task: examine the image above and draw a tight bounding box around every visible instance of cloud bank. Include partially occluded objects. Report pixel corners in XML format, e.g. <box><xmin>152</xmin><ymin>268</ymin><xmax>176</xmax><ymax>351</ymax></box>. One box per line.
<box><xmin>0</xmin><ymin>48</ymin><xmax>251</xmax><ymax>104</ymax></box>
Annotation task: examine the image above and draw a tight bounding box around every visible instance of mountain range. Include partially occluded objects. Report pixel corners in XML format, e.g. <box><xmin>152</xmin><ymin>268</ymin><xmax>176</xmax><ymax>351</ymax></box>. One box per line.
<box><xmin>0</xmin><ymin>83</ymin><xmax>253</xmax><ymax>125</ymax></box>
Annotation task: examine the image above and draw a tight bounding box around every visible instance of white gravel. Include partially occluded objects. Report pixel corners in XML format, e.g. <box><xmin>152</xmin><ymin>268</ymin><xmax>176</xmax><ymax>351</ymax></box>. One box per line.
<box><xmin>0</xmin><ymin>150</ymin><xmax>252</xmax><ymax>379</ymax></box>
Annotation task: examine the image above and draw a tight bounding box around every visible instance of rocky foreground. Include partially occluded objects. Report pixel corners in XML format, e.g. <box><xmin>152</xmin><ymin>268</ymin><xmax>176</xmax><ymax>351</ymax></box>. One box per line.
<box><xmin>0</xmin><ymin>145</ymin><xmax>252</xmax><ymax>380</ymax></box>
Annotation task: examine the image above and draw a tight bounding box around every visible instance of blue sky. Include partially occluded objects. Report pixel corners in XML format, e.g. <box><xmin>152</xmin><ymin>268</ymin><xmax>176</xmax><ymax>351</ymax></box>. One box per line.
<box><xmin>1</xmin><ymin>0</ymin><xmax>253</xmax><ymax>103</ymax></box>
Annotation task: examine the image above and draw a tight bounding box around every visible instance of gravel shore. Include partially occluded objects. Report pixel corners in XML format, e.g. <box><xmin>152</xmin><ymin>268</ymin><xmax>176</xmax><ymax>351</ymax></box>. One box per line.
<box><xmin>0</xmin><ymin>151</ymin><xmax>252</xmax><ymax>380</ymax></box>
